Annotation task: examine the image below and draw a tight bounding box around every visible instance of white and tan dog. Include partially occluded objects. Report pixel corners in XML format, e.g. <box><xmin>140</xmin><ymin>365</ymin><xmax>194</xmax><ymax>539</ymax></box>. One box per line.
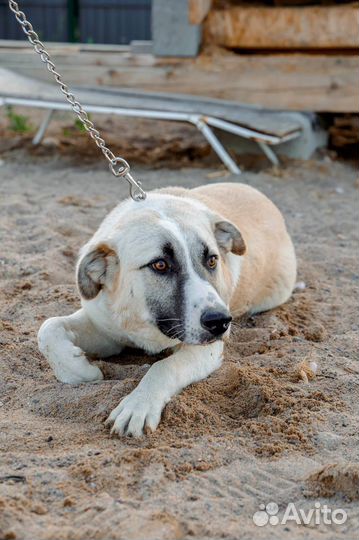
<box><xmin>38</xmin><ymin>183</ymin><xmax>296</xmax><ymax>437</ymax></box>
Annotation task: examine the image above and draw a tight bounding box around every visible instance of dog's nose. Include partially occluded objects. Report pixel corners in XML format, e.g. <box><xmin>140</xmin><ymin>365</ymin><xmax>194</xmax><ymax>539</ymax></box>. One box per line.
<box><xmin>200</xmin><ymin>310</ymin><xmax>232</xmax><ymax>336</ymax></box>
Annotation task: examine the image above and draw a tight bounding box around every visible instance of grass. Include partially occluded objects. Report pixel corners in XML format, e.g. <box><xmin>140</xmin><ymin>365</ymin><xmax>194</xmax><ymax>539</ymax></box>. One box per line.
<box><xmin>62</xmin><ymin>117</ymin><xmax>90</xmax><ymax>137</ymax></box>
<box><xmin>74</xmin><ymin>118</ymin><xmax>88</xmax><ymax>133</ymax></box>
<box><xmin>6</xmin><ymin>106</ymin><xmax>33</xmax><ymax>134</ymax></box>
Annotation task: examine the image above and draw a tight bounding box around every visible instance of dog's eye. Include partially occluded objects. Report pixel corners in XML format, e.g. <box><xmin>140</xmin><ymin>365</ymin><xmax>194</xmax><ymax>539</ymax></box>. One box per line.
<box><xmin>151</xmin><ymin>259</ymin><xmax>169</xmax><ymax>273</ymax></box>
<box><xmin>207</xmin><ymin>255</ymin><xmax>218</xmax><ymax>270</ymax></box>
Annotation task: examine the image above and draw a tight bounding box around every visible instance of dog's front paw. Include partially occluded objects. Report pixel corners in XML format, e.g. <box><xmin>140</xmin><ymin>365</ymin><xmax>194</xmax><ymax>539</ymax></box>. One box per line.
<box><xmin>105</xmin><ymin>388</ymin><xmax>166</xmax><ymax>437</ymax></box>
<box><xmin>53</xmin><ymin>347</ymin><xmax>104</xmax><ymax>384</ymax></box>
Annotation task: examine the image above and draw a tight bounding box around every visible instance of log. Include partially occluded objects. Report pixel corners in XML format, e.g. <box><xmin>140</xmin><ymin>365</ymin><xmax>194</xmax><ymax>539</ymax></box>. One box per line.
<box><xmin>0</xmin><ymin>47</ymin><xmax>358</xmax><ymax>112</ymax></box>
<box><xmin>204</xmin><ymin>3</ymin><xmax>359</xmax><ymax>49</ymax></box>
<box><xmin>188</xmin><ymin>0</ymin><xmax>212</xmax><ymax>25</ymax></box>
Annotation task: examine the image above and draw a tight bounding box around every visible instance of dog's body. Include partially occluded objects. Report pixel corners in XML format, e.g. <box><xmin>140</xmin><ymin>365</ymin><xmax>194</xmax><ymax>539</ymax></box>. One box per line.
<box><xmin>38</xmin><ymin>183</ymin><xmax>296</xmax><ymax>436</ymax></box>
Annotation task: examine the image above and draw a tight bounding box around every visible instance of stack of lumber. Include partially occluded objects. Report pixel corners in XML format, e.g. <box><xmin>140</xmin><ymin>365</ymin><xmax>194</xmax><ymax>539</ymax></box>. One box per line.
<box><xmin>0</xmin><ymin>1</ymin><xmax>358</xmax><ymax>113</ymax></box>
<box><xmin>187</xmin><ymin>0</ymin><xmax>359</xmax><ymax>112</ymax></box>
<box><xmin>0</xmin><ymin>41</ymin><xmax>357</xmax><ymax>112</ymax></box>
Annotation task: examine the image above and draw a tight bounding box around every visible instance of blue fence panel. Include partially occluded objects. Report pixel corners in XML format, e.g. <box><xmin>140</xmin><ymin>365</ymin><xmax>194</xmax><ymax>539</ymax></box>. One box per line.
<box><xmin>0</xmin><ymin>0</ymin><xmax>69</xmax><ymax>42</ymax></box>
<box><xmin>79</xmin><ymin>0</ymin><xmax>152</xmax><ymax>45</ymax></box>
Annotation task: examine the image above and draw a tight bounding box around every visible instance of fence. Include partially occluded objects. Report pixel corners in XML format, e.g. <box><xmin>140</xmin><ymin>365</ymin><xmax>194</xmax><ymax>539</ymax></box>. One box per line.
<box><xmin>0</xmin><ymin>0</ymin><xmax>69</xmax><ymax>42</ymax></box>
<box><xmin>0</xmin><ymin>0</ymin><xmax>152</xmax><ymax>44</ymax></box>
<box><xmin>79</xmin><ymin>0</ymin><xmax>151</xmax><ymax>45</ymax></box>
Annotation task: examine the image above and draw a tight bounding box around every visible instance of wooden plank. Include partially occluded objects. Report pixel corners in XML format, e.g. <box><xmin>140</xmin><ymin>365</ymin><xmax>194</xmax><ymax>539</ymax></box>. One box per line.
<box><xmin>204</xmin><ymin>4</ymin><xmax>359</xmax><ymax>49</ymax></box>
<box><xmin>1</xmin><ymin>67</ymin><xmax>302</xmax><ymax>138</ymax></box>
<box><xmin>1</xmin><ymin>49</ymin><xmax>358</xmax><ymax>112</ymax></box>
<box><xmin>0</xmin><ymin>39</ymin><xmax>130</xmax><ymax>53</ymax></box>
<box><xmin>0</xmin><ymin>49</ymin><xmax>136</xmax><ymax>67</ymax></box>
<box><xmin>188</xmin><ymin>0</ymin><xmax>212</xmax><ymax>25</ymax></box>
<box><xmin>105</xmin><ymin>55</ymin><xmax>359</xmax><ymax>113</ymax></box>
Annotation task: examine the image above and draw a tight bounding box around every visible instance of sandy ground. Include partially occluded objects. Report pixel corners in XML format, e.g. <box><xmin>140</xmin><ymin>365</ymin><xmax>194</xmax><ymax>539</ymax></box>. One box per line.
<box><xmin>0</xmin><ymin>150</ymin><xmax>358</xmax><ymax>539</ymax></box>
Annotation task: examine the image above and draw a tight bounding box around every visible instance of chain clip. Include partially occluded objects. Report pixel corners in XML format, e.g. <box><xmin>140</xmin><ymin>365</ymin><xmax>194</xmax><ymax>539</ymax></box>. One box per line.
<box><xmin>109</xmin><ymin>158</ymin><xmax>146</xmax><ymax>201</ymax></box>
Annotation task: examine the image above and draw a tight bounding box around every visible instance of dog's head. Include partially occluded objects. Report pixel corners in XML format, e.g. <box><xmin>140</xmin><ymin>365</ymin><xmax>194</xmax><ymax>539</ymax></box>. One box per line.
<box><xmin>76</xmin><ymin>193</ymin><xmax>246</xmax><ymax>349</ymax></box>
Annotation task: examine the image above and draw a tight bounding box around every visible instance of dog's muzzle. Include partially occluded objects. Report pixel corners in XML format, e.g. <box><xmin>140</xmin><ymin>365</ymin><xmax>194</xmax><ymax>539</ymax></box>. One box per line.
<box><xmin>200</xmin><ymin>310</ymin><xmax>232</xmax><ymax>337</ymax></box>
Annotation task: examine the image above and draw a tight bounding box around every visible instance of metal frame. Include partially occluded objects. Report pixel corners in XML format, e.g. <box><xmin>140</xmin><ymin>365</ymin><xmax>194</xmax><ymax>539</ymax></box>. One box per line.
<box><xmin>0</xmin><ymin>96</ymin><xmax>300</xmax><ymax>173</ymax></box>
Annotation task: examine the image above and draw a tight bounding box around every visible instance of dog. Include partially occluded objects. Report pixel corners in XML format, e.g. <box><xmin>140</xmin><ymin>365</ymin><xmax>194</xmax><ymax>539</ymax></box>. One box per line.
<box><xmin>38</xmin><ymin>182</ymin><xmax>296</xmax><ymax>437</ymax></box>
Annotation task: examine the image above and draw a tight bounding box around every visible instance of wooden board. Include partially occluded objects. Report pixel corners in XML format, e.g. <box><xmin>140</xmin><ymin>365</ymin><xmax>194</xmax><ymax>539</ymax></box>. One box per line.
<box><xmin>204</xmin><ymin>4</ymin><xmax>359</xmax><ymax>49</ymax></box>
<box><xmin>0</xmin><ymin>67</ymin><xmax>303</xmax><ymax>138</ymax></box>
<box><xmin>0</xmin><ymin>47</ymin><xmax>358</xmax><ymax>112</ymax></box>
<box><xmin>188</xmin><ymin>0</ymin><xmax>212</xmax><ymax>25</ymax></box>
<box><xmin>0</xmin><ymin>39</ymin><xmax>130</xmax><ymax>53</ymax></box>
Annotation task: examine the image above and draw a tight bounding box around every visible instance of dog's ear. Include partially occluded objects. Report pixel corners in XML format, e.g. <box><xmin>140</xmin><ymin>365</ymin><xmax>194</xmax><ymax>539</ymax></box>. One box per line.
<box><xmin>214</xmin><ymin>220</ymin><xmax>246</xmax><ymax>256</ymax></box>
<box><xmin>77</xmin><ymin>243</ymin><xmax>119</xmax><ymax>300</ymax></box>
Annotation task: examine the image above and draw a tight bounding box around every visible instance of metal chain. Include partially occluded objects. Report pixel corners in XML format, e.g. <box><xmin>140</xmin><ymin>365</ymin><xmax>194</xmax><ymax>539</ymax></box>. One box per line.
<box><xmin>8</xmin><ymin>0</ymin><xmax>146</xmax><ymax>201</ymax></box>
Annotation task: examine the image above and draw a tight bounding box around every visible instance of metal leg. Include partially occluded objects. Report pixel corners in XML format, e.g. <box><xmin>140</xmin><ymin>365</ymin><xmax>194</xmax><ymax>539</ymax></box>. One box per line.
<box><xmin>4</xmin><ymin>95</ymin><xmax>286</xmax><ymax>170</ymax></box>
<box><xmin>192</xmin><ymin>117</ymin><xmax>241</xmax><ymax>175</ymax></box>
<box><xmin>32</xmin><ymin>109</ymin><xmax>54</xmax><ymax>145</ymax></box>
<box><xmin>257</xmin><ymin>141</ymin><xmax>279</xmax><ymax>166</ymax></box>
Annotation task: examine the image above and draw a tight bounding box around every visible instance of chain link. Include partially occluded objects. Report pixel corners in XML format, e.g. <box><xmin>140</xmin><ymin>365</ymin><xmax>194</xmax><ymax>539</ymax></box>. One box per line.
<box><xmin>8</xmin><ymin>0</ymin><xmax>146</xmax><ymax>201</ymax></box>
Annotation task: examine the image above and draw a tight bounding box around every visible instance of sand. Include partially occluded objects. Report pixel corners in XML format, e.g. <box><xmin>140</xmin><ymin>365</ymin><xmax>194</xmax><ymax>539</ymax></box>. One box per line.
<box><xmin>0</xmin><ymin>145</ymin><xmax>358</xmax><ymax>539</ymax></box>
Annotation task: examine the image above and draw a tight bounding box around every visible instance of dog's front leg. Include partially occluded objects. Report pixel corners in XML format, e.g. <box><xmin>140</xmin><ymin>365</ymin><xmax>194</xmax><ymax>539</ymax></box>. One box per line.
<box><xmin>106</xmin><ymin>341</ymin><xmax>224</xmax><ymax>437</ymax></box>
<box><xmin>38</xmin><ymin>309</ymin><xmax>121</xmax><ymax>384</ymax></box>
